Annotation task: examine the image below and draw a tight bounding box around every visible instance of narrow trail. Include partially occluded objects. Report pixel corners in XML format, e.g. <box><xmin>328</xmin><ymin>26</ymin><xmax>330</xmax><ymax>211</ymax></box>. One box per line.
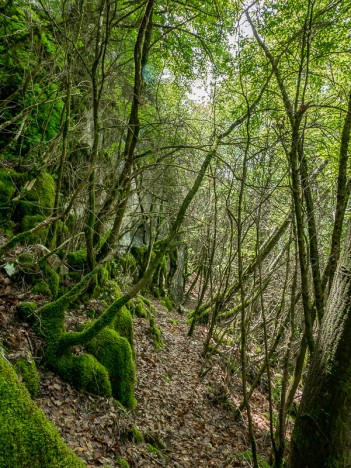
<box><xmin>38</xmin><ymin>303</ymin><xmax>271</xmax><ymax>467</ymax></box>
<box><xmin>0</xmin><ymin>259</ymin><xmax>272</xmax><ymax>467</ymax></box>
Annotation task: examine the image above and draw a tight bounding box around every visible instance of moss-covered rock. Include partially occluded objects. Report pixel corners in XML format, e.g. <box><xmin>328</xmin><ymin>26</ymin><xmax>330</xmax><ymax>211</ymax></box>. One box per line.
<box><xmin>0</xmin><ymin>356</ymin><xmax>84</xmax><ymax>467</ymax></box>
<box><xmin>0</xmin><ymin>177</ymin><xmax>15</xmax><ymax>208</ymax></box>
<box><xmin>66</xmin><ymin>250</ymin><xmax>87</xmax><ymax>272</ymax></box>
<box><xmin>40</xmin><ymin>262</ymin><xmax>60</xmax><ymax>299</ymax></box>
<box><xmin>17</xmin><ymin>301</ymin><xmax>37</xmax><ymax>321</ymax></box>
<box><xmin>56</xmin><ymin>354</ymin><xmax>112</xmax><ymax>397</ymax></box>
<box><xmin>32</xmin><ymin>279</ymin><xmax>52</xmax><ymax>297</ymax></box>
<box><xmin>33</xmin><ymin>172</ymin><xmax>55</xmax><ymax>216</ymax></box>
<box><xmin>112</xmin><ymin>306</ymin><xmax>134</xmax><ymax>349</ymax></box>
<box><xmin>21</xmin><ymin>214</ymin><xmax>47</xmax><ymax>244</ymax></box>
<box><xmin>14</xmin><ymin>172</ymin><xmax>55</xmax><ymax>228</ymax></box>
<box><xmin>117</xmin><ymin>252</ymin><xmax>137</xmax><ymax>276</ymax></box>
<box><xmin>127</xmin><ymin>296</ymin><xmax>149</xmax><ymax>318</ymax></box>
<box><xmin>93</xmin><ymin>267</ymin><xmax>110</xmax><ymax>297</ymax></box>
<box><xmin>87</xmin><ymin>328</ymin><xmax>136</xmax><ymax>409</ymax></box>
<box><xmin>14</xmin><ymin>357</ymin><xmax>40</xmax><ymax>398</ymax></box>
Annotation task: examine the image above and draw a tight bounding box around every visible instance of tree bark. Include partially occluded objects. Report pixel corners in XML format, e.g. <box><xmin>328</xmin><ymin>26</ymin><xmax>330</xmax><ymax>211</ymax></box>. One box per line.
<box><xmin>290</xmin><ymin>218</ymin><xmax>351</xmax><ymax>466</ymax></box>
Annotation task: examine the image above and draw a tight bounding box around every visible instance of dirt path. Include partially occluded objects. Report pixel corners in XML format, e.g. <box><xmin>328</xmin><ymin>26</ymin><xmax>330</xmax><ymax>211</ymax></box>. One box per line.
<box><xmin>0</xmin><ymin>262</ymin><xmax>271</xmax><ymax>467</ymax></box>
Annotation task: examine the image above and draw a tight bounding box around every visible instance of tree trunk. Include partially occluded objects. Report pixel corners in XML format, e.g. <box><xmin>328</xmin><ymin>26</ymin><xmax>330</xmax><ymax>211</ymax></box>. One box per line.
<box><xmin>290</xmin><ymin>218</ymin><xmax>351</xmax><ymax>466</ymax></box>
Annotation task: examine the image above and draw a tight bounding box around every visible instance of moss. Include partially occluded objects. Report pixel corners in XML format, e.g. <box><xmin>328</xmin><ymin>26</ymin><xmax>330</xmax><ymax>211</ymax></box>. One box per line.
<box><xmin>14</xmin><ymin>172</ymin><xmax>55</xmax><ymax>226</ymax></box>
<box><xmin>167</xmin><ymin>318</ymin><xmax>178</xmax><ymax>326</ymax></box>
<box><xmin>0</xmin><ymin>180</ymin><xmax>15</xmax><ymax>207</ymax></box>
<box><xmin>127</xmin><ymin>296</ymin><xmax>149</xmax><ymax>318</ymax></box>
<box><xmin>130</xmin><ymin>246</ymin><xmax>148</xmax><ymax>278</ymax></box>
<box><xmin>149</xmin><ymin>316</ymin><xmax>164</xmax><ymax>350</ymax></box>
<box><xmin>15</xmin><ymin>200</ymin><xmax>38</xmax><ymax>219</ymax></box>
<box><xmin>152</xmin><ymin>255</ymin><xmax>167</xmax><ymax>296</ymax></box>
<box><xmin>0</xmin><ymin>168</ymin><xmax>21</xmax><ymax>211</ymax></box>
<box><xmin>112</xmin><ymin>306</ymin><xmax>134</xmax><ymax>349</ymax></box>
<box><xmin>35</xmin><ymin>268</ymin><xmax>99</xmax><ymax>364</ymax></box>
<box><xmin>93</xmin><ymin>267</ymin><xmax>110</xmax><ymax>297</ymax></box>
<box><xmin>140</xmin><ymin>295</ymin><xmax>151</xmax><ymax>307</ymax></box>
<box><xmin>131</xmin><ymin>425</ymin><xmax>144</xmax><ymax>443</ymax></box>
<box><xmin>18</xmin><ymin>253</ymin><xmax>34</xmax><ymax>263</ymax></box>
<box><xmin>17</xmin><ymin>301</ymin><xmax>37</xmax><ymax>321</ymax></box>
<box><xmin>56</xmin><ymin>354</ymin><xmax>112</xmax><ymax>397</ymax></box>
<box><xmin>118</xmin><ymin>252</ymin><xmax>137</xmax><ymax>275</ymax></box>
<box><xmin>87</xmin><ymin>328</ymin><xmax>136</xmax><ymax>409</ymax></box>
<box><xmin>98</xmin><ymin>267</ymin><xmax>109</xmax><ymax>285</ymax></box>
<box><xmin>146</xmin><ymin>443</ymin><xmax>164</xmax><ymax>459</ymax></box>
<box><xmin>21</xmin><ymin>214</ymin><xmax>47</xmax><ymax>244</ymax></box>
<box><xmin>32</xmin><ymin>279</ymin><xmax>52</xmax><ymax>297</ymax></box>
<box><xmin>116</xmin><ymin>456</ymin><xmax>130</xmax><ymax>467</ymax></box>
<box><xmin>161</xmin><ymin>296</ymin><xmax>173</xmax><ymax>311</ymax></box>
<box><xmin>66</xmin><ymin>250</ymin><xmax>87</xmax><ymax>272</ymax></box>
<box><xmin>14</xmin><ymin>357</ymin><xmax>40</xmax><ymax>398</ymax></box>
<box><xmin>0</xmin><ymin>356</ymin><xmax>84</xmax><ymax>468</ymax></box>
<box><xmin>34</xmin><ymin>172</ymin><xmax>55</xmax><ymax>216</ymax></box>
<box><xmin>144</xmin><ymin>432</ymin><xmax>166</xmax><ymax>450</ymax></box>
<box><xmin>40</xmin><ymin>262</ymin><xmax>60</xmax><ymax>299</ymax></box>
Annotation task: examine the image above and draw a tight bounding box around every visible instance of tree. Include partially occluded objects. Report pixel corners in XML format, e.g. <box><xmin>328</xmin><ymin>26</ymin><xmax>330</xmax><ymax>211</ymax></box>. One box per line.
<box><xmin>290</xmin><ymin>216</ymin><xmax>351</xmax><ymax>466</ymax></box>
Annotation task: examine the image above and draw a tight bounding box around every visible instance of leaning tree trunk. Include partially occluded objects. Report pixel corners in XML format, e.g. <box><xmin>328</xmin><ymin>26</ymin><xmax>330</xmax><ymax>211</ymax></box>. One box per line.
<box><xmin>290</xmin><ymin>218</ymin><xmax>351</xmax><ymax>467</ymax></box>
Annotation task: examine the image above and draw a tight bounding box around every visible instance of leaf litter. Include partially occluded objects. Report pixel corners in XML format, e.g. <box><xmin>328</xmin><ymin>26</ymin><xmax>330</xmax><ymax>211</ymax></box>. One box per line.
<box><xmin>0</xmin><ymin>257</ymin><xmax>275</xmax><ymax>467</ymax></box>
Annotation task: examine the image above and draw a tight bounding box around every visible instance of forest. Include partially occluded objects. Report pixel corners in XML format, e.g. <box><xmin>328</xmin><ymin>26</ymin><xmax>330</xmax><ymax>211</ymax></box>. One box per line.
<box><xmin>1</xmin><ymin>0</ymin><xmax>351</xmax><ymax>466</ymax></box>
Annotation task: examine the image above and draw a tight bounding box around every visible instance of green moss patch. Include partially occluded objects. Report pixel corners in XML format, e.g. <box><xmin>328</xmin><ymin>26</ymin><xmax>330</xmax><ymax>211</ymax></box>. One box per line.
<box><xmin>21</xmin><ymin>214</ymin><xmax>47</xmax><ymax>244</ymax></box>
<box><xmin>116</xmin><ymin>456</ymin><xmax>130</xmax><ymax>467</ymax></box>
<box><xmin>32</xmin><ymin>279</ymin><xmax>52</xmax><ymax>297</ymax></box>
<box><xmin>56</xmin><ymin>354</ymin><xmax>112</xmax><ymax>397</ymax></box>
<box><xmin>87</xmin><ymin>328</ymin><xmax>136</xmax><ymax>409</ymax></box>
<box><xmin>161</xmin><ymin>296</ymin><xmax>173</xmax><ymax>311</ymax></box>
<box><xmin>14</xmin><ymin>357</ymin><xmax>40</xmax><ymax>398</ymax></box>
<box><xmin>149</xmin><ymin>316</ymin><xmax>164</xmax><ymax>350</ymax></box>
<box><xmin>112</xmin><ymin>306</ymin><xmax>134</xmax><ymax>349</ymax></box>
<box><xmin>66</xmin><ymin>250</ymin><xmax>87</xmax><ymax>272</ymax></box>
<box><xmin>0</xmin><ymin>356</ymin><xmax>84</xmax><ymax>467</ymax></box>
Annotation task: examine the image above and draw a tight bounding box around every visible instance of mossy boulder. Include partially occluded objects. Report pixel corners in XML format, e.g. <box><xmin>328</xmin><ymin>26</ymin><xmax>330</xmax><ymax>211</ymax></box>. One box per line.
<box><xmin>15</xmin><ymin>171</ymin><xmax>55</xmax><ymax>223</ymax></box>
<box><xmin>112</xmin><ymin>306</ymin><xmax>134</xmax><ymax>349</ymax></box>
<box><xmin>16</xmin><ymin>256</ymin><xmax>60</xmax><ymax>298</ymax></box>
<box><xmin>16</xmin><ymin>253</ymin><xmax>40</xmax><ymax>281</ymax></box>
<box><xmin>21</xmin><ymin>214</ymin><xmax>47</xmax><ymax>244</ymax></box>
<box><xmin>0</xmin><ymin>356</ymin><xmax>85</xmax><ymax>467</ymax></box>
<box><xmin>17</xmin><ymin>301</ymin><xmax>37</xmax><ymax>322</ymax></box>
<box><xmin>32</xmin><ymin>279</ymin><xmax>52</xmax><ymax>297</ymax></box>
<box><xmin>56</xmin><ymin>354</ymin><xmax>112</xmax><ymax>397</ymax></box>
<box><xmin>117</xmin><ymin>252</ymin><xmax>137</xmax><ymax>276</ymax></box>
<box><xmin>0</xmin><ymin>167</ymin><xmax>24</xmax><ymax>210</ymax></box>
<box><xmin>87</xmin><ymin>328</ymin><xmax>136</xmax><ymax>409</ymax></box>
<box><xmin>0</xmin><ymin>176</ymin><xmax>15</xmax><ymax>208</ymax></box>
<box><xmin>127</xmin><ymin>296</ymin><xmax>149</xmax><ymax>318</ymax></box>
<box><xmin>14</xmin><ymin>357</ymin><xmax>40</xmax><ymax>398</ymax></box>
<box><xmin>40</xmin><ymin>262</ymin><xmax>60</xmax><ymax>299</ymax></box>
<box><xmin>66</xmin><ymin>250</ymin><xmax>87</xmax><ymax>272</ymax></box>
<box><xmin>33</xmin><ymin>172</ymin><xmax>55</xmax><ymax>216</ymax></box>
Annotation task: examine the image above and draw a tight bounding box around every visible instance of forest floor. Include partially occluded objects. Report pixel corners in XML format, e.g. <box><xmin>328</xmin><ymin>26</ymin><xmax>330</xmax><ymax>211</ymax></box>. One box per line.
<box><xmin>0</xmin><ymin>245</ymin><xmax>279</xmax><ymax>467</ymax></box>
